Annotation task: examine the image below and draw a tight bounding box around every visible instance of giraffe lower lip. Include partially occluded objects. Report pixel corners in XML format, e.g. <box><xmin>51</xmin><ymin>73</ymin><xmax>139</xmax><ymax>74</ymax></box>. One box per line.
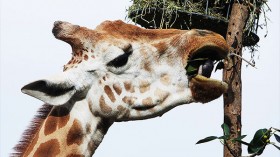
<box><xmin>189</xmin><ymin>75</ymin><xmax>228</xmax><ymax>103</ymax></box>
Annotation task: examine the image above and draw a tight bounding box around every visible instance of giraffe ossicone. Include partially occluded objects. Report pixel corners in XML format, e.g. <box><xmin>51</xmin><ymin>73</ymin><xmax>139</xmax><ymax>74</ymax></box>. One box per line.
<box><xmin>15</xmin><ymin>20</ymin><xmax>229</xmax><ymax>156</ymax></box>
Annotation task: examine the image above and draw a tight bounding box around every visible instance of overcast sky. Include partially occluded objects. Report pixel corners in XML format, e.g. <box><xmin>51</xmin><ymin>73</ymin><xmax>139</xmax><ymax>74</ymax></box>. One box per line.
<box><xmin>1</xmin><ymin>1</ymin><xmax>279</xmax><ymax>157</ymax></box>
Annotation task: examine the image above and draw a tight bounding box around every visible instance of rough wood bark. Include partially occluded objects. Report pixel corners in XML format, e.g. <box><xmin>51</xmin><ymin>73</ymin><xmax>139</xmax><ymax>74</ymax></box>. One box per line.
<box><xmin>223</xmin><ymin>2</ymin><xmax>249</xmax><ymax>157</ymax></box>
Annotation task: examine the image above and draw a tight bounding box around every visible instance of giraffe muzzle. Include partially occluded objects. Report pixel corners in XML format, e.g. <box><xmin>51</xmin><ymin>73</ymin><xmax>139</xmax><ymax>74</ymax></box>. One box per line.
<box><xmin>185</xmin><ymin>34</ymin><xmax>229</xmax><ymax>103</ymax></box>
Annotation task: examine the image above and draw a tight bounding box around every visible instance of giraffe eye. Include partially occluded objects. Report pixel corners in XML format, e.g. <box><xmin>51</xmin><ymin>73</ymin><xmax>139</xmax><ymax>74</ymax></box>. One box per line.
<box><xmin>107</xmin><ymin>53</ymin><xmax>130</xmax><ymax>68</ymax></box>
<box><xmin>107</xmin><ymin>45</ymin><xmax>132</xmax><ymax>68</ymax></box>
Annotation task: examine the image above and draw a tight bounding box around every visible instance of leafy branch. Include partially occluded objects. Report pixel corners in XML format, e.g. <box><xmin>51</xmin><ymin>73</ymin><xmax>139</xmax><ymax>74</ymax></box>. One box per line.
<box><xmin>196</xmin><ymin>124</ymin><xmax>280</xmax><ymax>156</ymax></box>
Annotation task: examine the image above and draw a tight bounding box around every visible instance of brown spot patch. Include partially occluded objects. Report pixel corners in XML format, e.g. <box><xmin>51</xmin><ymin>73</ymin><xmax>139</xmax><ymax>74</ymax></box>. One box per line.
<box><xmin>153</xmin><ymin>41</ymin><xmax>168</xmax><ymax>53</ymax></box>
<box><xmin>99</xmin><ymin>95</ymin><xmax>113</xmax><ymax>114</ymax></box>
<box><xmin>44</xmin><ymin>106</ymin><xmax>70</xmax><ymax>136</ymax></box>
<box><xmin>122</xmin><ymin>96</ymin><xmax>136</xmax><ymax>105</ymax></box>
<box><xmin>124</xmin><ymin>81</ymin><xmax>135</xmax><ymax>93</ymax></box>
<box><xmin>144</xmin><ymin>62</ymin><xmax>152</xmax><ymax>72</ymax></box>
<box><xmin>113</xmin><ymin>83</ymin><xmax>122</xmax><ymax>95</ymax></box>
<box><xmin>104</xmin><ymin>85</ymin><xmax>116</xmax><ymax>102</ymax></box>
<box><xmin>139</xmin><ymin>80</ymin><xmax>150</xmax><ymax>93</ymax></box>
<box><xmin>83</xmin><ymin>54</ymin><xmax>88</xmax><ymax>61</ymax></box>
<box><xmin>77</xmin><ymin>51</ymin><xmax>82</xmax><ymax>57</ymax></box>
<box><xmin>33</xmin><ymin>139</ymin><xmax>60</xmax><ymax>157</ymax></box>
<box><xmin>142</xmin><ymin>97</ymin><xmax>153</xmax><ymax>106</ymax></box>
<box><xmin>160</xmin><ymin>74</ymin><xmax>171</xmax><ymax>86</ymax></box>
<box><xmin>67</xmin><ymin>120</ymin><xmax>84</xmax><ymax>146</ymax></box>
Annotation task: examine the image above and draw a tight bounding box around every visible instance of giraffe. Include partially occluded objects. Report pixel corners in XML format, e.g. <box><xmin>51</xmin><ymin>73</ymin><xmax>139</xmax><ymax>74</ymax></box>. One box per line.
<box><xmin>13</xmin><ymin>20</ymin><xmax>229</xmax><ymax>157</ymax></box>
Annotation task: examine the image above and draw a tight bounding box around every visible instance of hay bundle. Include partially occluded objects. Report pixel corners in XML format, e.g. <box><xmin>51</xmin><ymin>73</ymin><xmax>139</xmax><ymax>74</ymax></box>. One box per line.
<box><xmin>128</xmin><ymin>0</ymin><xmax>269</xmax><ymax>46</ymax></box>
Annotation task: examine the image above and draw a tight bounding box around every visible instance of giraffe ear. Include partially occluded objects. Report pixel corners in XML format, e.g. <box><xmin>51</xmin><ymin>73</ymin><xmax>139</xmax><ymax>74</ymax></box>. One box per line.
<box><xmin>21</xmin><ymin>79</ymin><xmax>76</xmax><ymax>106</ymax></box>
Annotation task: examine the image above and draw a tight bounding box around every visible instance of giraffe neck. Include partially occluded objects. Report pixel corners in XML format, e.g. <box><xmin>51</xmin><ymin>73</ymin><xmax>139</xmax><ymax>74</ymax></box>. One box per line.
<box><xmin>22</xmin><ymin>100</ymin><xmax>113</xmax><ymax>157</ymax></box>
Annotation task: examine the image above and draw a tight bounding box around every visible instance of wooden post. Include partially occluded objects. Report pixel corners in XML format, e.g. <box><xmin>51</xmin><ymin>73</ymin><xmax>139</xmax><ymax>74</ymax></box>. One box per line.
<box><xmin>223</xmin><ymin>2</ymin><xmax>249</xmax><ymax>157</ymax></box>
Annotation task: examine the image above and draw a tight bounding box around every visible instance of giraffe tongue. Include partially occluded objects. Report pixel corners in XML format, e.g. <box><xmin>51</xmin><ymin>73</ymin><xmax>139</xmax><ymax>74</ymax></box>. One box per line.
<box><xmin>197</xmin><ymin>59</ymin><xmax>214</xmax><ymax>78</ymax></box>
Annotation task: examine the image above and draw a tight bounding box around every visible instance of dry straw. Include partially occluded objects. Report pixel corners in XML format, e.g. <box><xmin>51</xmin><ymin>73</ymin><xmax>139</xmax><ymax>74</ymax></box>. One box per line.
<box><xmin>128</xmin><ymin>0</ymin><xmax>270</xmax><ymax>38</ymax></box>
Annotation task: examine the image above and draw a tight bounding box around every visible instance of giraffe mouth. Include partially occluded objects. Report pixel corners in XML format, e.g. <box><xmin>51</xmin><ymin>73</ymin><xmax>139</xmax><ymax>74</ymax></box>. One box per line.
<box><xmin>186</xmin><ymin>48</ymin><xmax>228</xmax><ymax>103</ymax></box>
<box><xmin>186</xmin><ymin>49</ymin><xmax>225</xmax><ymax>78</ymax></box>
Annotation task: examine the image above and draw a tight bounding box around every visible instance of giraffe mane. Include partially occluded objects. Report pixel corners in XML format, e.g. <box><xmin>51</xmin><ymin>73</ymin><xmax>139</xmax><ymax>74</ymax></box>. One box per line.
<box><xmin>12</xmin><ymin>104</ymin><xmax>53</xmax><ymax>157</ymax></box>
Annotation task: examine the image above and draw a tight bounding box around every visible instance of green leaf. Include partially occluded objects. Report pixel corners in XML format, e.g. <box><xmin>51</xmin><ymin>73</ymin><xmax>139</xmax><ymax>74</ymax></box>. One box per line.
<box><xmin>221</xmin><ymin>123</ymin><xmax>230</xmax><ymax>136</ymax></box>
<box><xmin>248</xmin><ymin>145</ymin><xmax>265</xmax><ymax>155</ymax></box>
<box><xmin>186</xmin><ymin>58</ymin><xmax>209</xmax><ymax>76</ymax></box>
<box><xmin>196</xmin><ymin>136</ymin><xmax>218</xmax><ymax>144</ymax></box>
<box><xmin>247</xmin><ymin>129</ymin><xmax>270</xmax><ymax>155</ymax></box>
<box><xmin>186</xmin><ymin>64</ymin><xmax>197</xmax><ymax>73</ymax></box>
<box><xmin>274</xmin><ymin>134</ymin><xmax>280</xmax><ymax>143</ymax></box>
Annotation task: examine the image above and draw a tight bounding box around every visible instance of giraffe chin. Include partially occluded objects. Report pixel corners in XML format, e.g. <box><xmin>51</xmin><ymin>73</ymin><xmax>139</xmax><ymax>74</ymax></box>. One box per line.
<box><xmin>189</xmin><ymin>75</ymin><xmax>228</xmax><ymax>103</ymax></box>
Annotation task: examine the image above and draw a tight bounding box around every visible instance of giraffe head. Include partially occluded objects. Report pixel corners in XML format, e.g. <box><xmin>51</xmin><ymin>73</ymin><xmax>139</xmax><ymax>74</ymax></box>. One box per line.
<box><xmin>22</xmin><ymin>20</ymin><xmax>229</xmax><ymax>121</ymax></box>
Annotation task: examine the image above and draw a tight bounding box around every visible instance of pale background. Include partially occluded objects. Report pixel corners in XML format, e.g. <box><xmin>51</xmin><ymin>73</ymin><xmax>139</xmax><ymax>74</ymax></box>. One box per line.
<box><xmin>0</xmin><ymin>1</ymin><xmax>279</xmax><ymax>157</ymax></box>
